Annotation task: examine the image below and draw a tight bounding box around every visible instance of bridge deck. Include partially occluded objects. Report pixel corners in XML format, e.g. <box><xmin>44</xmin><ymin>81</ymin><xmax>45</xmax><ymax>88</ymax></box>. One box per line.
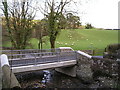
<box><xmin>12</xmin><ymin>60</ymin><xmax>77</xmax><ymax>73</ymax></box>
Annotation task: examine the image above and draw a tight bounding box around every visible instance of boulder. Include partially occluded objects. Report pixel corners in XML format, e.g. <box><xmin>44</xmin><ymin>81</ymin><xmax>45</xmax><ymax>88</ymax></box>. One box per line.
<box><xmin>76</xmin><ymin>64</ymin><xmax>93</xmax><ymax>84</ymax></box>
<box><xmin>103</xmin><ymin>43</ymin><xmax>120</xmax><ymax>59</ymax></box>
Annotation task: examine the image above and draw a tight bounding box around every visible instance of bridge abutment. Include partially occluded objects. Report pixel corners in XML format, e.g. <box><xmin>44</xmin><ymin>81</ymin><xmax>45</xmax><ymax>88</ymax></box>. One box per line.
<box><xmin>55</xmin><ymin>65</ymin><xmax>77</xmax><ymax>77</ymax></box>
<box><xmin>0</xmin><ymin>54</ymin><xmax>21</xmax><ymax>88</ymax></box>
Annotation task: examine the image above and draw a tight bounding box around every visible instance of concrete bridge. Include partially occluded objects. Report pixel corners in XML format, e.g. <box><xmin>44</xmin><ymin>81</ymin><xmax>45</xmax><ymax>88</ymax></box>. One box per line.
<box><xmin>1</xmin><ymin>47</ymin><xmax>92</xmax><ymax>77</ymax></box>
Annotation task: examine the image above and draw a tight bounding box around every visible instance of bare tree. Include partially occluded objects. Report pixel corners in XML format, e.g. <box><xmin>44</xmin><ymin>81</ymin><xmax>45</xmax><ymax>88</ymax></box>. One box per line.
<box><xmin>1</xmin><ymin>0</ymin><xmax>36</xmax><ymax>49</ymax></box>
<box><xmin>33</xmin><ymin>19</ymin><xmax>47</xmax><ymax>49</ymax></box>
<box><xmin>40</xmin><ymin>0</ymin><xmax>72</xmax><ymax>49</ymax></box>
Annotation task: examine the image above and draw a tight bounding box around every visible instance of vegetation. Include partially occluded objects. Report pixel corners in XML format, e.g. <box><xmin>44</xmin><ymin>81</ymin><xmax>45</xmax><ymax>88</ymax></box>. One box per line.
<box><xmin>3</xmin><ymin>28</ymin><xmax>118</xmax><ymax>51</ymax></box>
<box><xmin>66</xmin><ymin>13</ymin><xmax>81</xmax><ymax>29</ymax></box>
<box><xmin>32</xmin><ymin>19</ymin><xmax>47</xmax><ymax>49</ymax></box>
<box><xmin>85</xmin><ymin>23</ymin><xmax>93</xmax><ymax>29</ymax></box>
<box><xmin>2</xmin><ymin>0</ymin><xmax>82</xmax><ymax>50</ymax></box>
<box><xmin>3</xmin><ymin>28</ymin><xmax>118</xmax><ymax>50</ymax></box>
<box><xmin>1</xmin><ymin>1</ymin><xmax>118</xmax><ymax>54</ymax></box>
<box><xmin>42</xmin><ymin>0</ymin><xmax>73</xmax><ymax>49</ymax></box>
<box><xmin>2</xmin><ymin>0</ymin><xmax>35</xmax><ymax>49</ymax></box>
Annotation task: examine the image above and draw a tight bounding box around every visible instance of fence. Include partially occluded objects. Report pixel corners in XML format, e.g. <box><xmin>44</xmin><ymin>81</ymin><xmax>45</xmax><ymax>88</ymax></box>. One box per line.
<box><xmin>92</xmin><ymin>49</ymin><xmax>104</xmax><ymax>56</ymax></box>
<box><xmin>81</xmin><ymin>49</ymin><xmax>104</xmax><ymax>56</ymax></box>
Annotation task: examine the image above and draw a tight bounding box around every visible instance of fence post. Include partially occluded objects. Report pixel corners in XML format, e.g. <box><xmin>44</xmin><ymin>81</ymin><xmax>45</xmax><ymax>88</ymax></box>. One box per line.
<box><xmin>92</xmin><ymin>50</ymin><xmax>95</xmax><ymax>55</ymax></box>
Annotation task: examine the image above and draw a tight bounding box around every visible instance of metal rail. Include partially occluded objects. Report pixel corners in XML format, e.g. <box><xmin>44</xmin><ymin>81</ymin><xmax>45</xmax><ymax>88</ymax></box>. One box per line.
<box><xmin>2</xmin><ymin>48</ymin><xmax>60</xmax><ymax>55</ymax></box>
<box><xmin>5</xmin><ymin>51</ymin><xmax>77</xmax><ymax>67</ymax></box>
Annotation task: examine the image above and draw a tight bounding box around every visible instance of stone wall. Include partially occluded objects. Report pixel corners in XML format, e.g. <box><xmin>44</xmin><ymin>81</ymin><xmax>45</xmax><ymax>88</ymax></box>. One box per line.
<box><xmin>76</xmin><ymin>52</ymin><xmax>118</xmax><ymax>84</ymax></box>
<box><xmin>91</xmin><ymin>57</ymin><xmax>118</xmax><ymax>77</ymax></box>
<box><xmin>76</xmin><ymin>53</ymin><xmax>93</xmax><ymax>83</ymax></box>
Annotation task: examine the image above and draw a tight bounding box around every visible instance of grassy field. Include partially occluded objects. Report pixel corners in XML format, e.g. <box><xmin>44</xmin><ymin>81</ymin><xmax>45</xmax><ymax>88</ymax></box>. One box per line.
<box><xmin>28</xmin><ymin>29</ymin><xmax>118</xmax><ymax>50</ymax></box>
<box><xmin>3</xmin><ymin>29</ymin><xmax>118</xmax><ymax>51</ymax></box>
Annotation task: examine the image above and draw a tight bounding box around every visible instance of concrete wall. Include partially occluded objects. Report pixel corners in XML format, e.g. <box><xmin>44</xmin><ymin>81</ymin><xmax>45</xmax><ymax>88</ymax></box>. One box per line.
<box><xmin>0</xmin><ymin>54</ymin><xmax>21</xmax><ymax>88</ymax></box>
<box><xmin>55</xmin><ymin>65</ymin><xmax>77</xmax><ymax>77</ymax></box>
<box><xmin>55</xmin><ymin>50</ymin><xmax>93</xmax><ymax>78</ymax></box>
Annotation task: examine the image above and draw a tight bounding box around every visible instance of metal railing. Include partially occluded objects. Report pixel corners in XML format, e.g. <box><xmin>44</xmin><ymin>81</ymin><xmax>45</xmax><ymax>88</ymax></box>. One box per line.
<box><xmin>5</xmin><ymin>50</ymin><xmax>77</xmax><ymax>67</ymax></box>
<box><xmin>2</xmin><ymin>48</ymin><xmax>60</xmax><ymax>55</ymax></box>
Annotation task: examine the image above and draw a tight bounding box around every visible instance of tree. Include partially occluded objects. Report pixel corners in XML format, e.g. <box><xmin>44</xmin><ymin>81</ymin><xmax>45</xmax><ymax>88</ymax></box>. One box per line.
<box><xmin>1</xmin><ymin>17</ymin><xmax>9</xmax><ymax>45</ymax></box>
<box><xmin>33</xmin><ymin>19</ymin><xmax>47</xmax><ymax>49</ymax></box>
<box><xmin>57</xmin><ymin>13</ymin><xmax>67</xmax><ymax>29</ymax></box>
<box><xmin>1</xmin><ymin>0</ymin><xmax>36</xmax><ymax>49</ymax></box>
<box><xmin>85</xmin><ymin>23</ymin><xmax>93</xmax><ymax>29</ymax></box>
<box><xmin>42</xmin><ymin>0</ymin><xmax>72</xmax><ymax>49</ymax></box>
<box><xmin>66</xmin><ymin>13</ymin><xmax>81</xmax><ymax>29</ymax></box>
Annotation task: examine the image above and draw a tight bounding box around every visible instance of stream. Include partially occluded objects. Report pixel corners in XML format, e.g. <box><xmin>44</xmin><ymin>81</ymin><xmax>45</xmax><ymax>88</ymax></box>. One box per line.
<box><xmin>16</xmin><ymin>69</ymin><xmax>90</xmax><ymax>88</ymax></box>
<box><xmin>15</xmin><ymin>69</ymin><xmax>117</xmax><ymax>88</ymax></box>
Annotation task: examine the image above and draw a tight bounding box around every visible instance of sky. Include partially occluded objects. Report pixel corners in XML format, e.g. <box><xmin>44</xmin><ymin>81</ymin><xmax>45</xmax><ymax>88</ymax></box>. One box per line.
<box><xmin>34</xmin><ymin>0</ymin><xmax>119</xmax><ymax>29</ymax></box>
<box><xmin>0</xmin><ymin>0</ymin><xmax>119</xmax><ymax>29</ymax></box>
<box><xmin>78</xmin><ymin>0</ymin><xmax>119</xmax><ymax>29</ymax></box>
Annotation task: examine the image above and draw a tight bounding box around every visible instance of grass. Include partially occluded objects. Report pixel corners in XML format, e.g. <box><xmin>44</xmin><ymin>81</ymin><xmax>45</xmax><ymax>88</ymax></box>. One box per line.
<box><xmin>27</xmin><ymin>29</ymin><xmax>118</xmax><ymax>50</ymax></box>
<box><xmin>3</xmin><ymin>28</ymin><xmax>118</xmax><ymax>52</ymax></box>
<box><xmin>57</xmin><ymin>29</ymin><xmax>118</xmax><ymax>50</ymax></box>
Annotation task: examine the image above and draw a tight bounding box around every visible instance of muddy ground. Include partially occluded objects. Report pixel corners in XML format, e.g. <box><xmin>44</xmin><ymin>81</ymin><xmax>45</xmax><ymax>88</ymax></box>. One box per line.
<box><xmin>15</xmin><ymin>69</ymin><xmax>117</xmax><ymax>89</ymax></box>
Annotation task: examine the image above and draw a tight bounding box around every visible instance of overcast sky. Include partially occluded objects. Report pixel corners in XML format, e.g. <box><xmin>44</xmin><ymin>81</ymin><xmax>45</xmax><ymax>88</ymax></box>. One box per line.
<box><xmin>34</xmin><ymin>0</ymin><xmax>119</xmax><ymax>29</ymax></box>
<box><xmin>79</xmin><ymin>0</ymin><xmax>119</xmax><ymax>29</ymax></box>
<box><xmin>0</xmin><ymin>0</ymin><xmax>119</xmax><ymax>29</ymax></box>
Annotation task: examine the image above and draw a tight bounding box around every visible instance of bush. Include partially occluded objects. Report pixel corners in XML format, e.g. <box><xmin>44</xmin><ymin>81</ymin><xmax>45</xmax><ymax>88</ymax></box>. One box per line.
<box><xmin>85</xmin><ymin>23</ymin><xmax>93</xmax><ymax>29</ymax></box>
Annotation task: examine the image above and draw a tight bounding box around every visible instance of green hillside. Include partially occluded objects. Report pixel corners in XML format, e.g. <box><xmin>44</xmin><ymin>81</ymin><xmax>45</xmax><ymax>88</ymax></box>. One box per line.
<box><xmin>3</xmin><ymin>29</ymin><xmax>118</xmax><ymax>51</ymax></box>
<box><xmin>29</xmin><ymin>29</ymin><xmax>118</xmax><ymax>50</ymax></box>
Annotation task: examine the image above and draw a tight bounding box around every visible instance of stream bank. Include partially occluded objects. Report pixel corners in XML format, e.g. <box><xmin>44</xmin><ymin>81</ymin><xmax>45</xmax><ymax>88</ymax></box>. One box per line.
<box><xmin>15</xmin><ymin>51</ymin><xmax>118</xmax><ymax>88</ymax></box>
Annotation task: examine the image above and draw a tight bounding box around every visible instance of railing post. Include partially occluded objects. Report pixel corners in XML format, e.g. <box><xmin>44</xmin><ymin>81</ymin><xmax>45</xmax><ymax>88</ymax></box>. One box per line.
<box><xmin>57</xmin><ymin>52</ymin><xmax>60</xmax><ymax>62</ymax></box>
<box><xmin>75</xmin><ymin>51</ymin><xmax>77</xmax><ymax>60</ymax></box>
<box><xmin>34</xmin><ymin>53</ymin><xmax>37</xmax><ymax>65</ymax></box>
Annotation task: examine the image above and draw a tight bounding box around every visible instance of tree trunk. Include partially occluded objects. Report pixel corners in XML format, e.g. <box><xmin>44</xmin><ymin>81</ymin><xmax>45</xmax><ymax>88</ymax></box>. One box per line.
<box><xmin>50</xmin><ymin>39</ymin><xmax>55</xmax><ymax>49</ymax></box>
<box><xmin>38</xmin><ymin>41</ymin><xmax>40</xmax><ymax>49</ymax></box>
<box><xmin>50</xmin><ymin>37</ymin><xmax>55</xmax><ymax>52</ymax></box>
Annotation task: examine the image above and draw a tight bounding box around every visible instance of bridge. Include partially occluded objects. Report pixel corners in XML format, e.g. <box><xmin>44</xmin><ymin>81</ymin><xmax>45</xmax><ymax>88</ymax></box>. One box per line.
<box><xmin>1</xmin><ymin>47</ymin><xmax>92</xmax><ymax>77</ymax></box>
<box><xmin>1</xmin><ymin>48</ymin><xmax>79</xmax><ymax>76</ymax></box>
<box><xmin>0</xmin><ymin>47</ymin><xmax>94</xmax><ymax>88</ymax></box>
